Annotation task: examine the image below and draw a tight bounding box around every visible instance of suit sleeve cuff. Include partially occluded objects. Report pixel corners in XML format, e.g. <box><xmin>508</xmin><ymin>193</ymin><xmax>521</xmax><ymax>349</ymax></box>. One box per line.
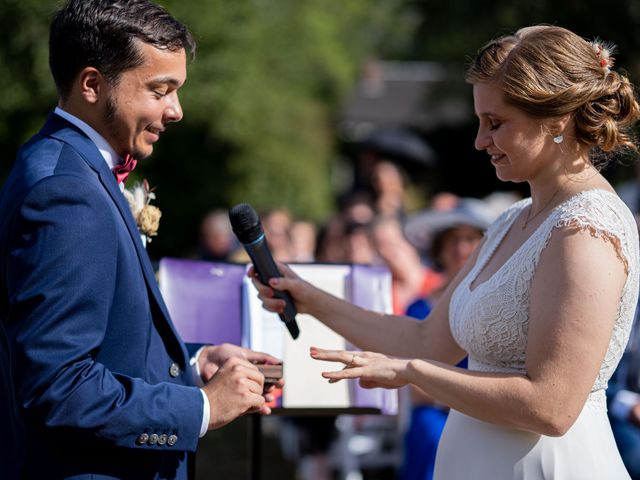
<box><xmin>199</xmin><ymin>388</ymin><xmax>210</xmax><ymax>437</ymax></box>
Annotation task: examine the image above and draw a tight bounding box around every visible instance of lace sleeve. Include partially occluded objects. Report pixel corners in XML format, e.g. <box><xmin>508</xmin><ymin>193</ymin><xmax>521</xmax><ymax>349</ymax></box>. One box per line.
<box><xmin>551</xmin><ymin>191</ymin><xmax>639</xmax><ymax>276</ymax></box>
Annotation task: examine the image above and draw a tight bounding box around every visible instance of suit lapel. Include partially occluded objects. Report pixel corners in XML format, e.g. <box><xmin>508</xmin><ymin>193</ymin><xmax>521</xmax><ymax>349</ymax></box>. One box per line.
<box><xmin>42</xmin><ymin>114</ymin><xmax>190</xmax><ymax>366</ymax></box>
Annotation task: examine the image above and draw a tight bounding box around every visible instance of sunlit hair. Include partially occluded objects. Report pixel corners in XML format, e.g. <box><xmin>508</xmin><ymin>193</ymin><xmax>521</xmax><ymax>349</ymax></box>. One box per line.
<box><xmin>466</xmin><ymin>25</ymin><xmax>640</xmax><ymax>162</ymax></box>
<box><xmin>50</xmin><ymin>0</ymin><xmax>196</xmax><ymax>101</ymax></box>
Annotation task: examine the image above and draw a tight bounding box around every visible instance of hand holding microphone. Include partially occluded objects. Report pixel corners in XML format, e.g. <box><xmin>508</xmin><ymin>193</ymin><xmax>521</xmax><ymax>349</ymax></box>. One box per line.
<box><xmin>229</xmin><ymin>203</ymin><xmax>300</xmax><ymax>339</ymax></box>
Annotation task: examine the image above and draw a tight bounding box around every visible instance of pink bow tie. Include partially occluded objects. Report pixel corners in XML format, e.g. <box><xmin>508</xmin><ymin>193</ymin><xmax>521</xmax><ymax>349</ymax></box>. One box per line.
<box><xmin>112</xmin><ymin>154</ymin><xmax>138</xmax><ymax>185</ymax></box>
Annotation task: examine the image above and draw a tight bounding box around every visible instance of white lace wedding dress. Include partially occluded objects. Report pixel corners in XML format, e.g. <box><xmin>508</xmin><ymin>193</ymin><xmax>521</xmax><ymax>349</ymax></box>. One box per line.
<box><xmin>435</xmin><ymin>190</ymin><xmax>639</xmax><ymax>480</ymax></box>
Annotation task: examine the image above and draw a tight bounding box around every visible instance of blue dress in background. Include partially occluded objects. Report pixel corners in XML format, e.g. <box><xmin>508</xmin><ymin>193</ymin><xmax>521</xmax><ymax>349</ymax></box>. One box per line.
<box><xmin>401</xmin><ymin>299</ymin><xmax>466</xmax><ymax>480</ymax></box>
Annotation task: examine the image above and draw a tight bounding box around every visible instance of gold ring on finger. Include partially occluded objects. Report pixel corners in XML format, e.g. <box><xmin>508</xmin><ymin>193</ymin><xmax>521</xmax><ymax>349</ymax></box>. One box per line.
<box><xmin>348</xmin><ymin>353</ymin><xmax>357</xmax><ymax>368</ymax></box>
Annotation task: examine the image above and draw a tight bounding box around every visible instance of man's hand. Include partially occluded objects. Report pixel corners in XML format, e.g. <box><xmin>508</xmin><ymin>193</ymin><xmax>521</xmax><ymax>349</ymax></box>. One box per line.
<box><xmin>203</xmin><ymin>357</ymin><xmax>268</xmax><ymax>430</ymax></box>
<box><xmin>197</xmin><ymin>343</ymin><xmax>281</xmax><ymax>383</ymax></box>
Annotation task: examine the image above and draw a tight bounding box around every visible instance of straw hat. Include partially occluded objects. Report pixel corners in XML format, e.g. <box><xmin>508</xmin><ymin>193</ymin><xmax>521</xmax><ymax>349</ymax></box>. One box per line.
<box><xmin>404</xmin><ymin>198</ymin><xmax>498</xmax><ymax>254</ymax></box>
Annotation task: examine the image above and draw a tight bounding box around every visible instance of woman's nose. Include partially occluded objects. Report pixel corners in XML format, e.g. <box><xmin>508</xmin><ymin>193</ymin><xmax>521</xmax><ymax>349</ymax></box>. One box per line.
<box><xmin>474</xmin><ymin>126</ymin><xmax>491</xmax><ymax>151</ymax></box>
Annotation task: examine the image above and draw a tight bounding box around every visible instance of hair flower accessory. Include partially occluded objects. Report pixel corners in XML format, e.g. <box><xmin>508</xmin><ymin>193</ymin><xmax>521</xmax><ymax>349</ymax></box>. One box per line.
<box><xmin>123</xmin><ymin>179</ymin><xmax>161</xmax><ymax>244</ymax></box>
<box><xmin>590</xmin><ymin>39</ymin><xmax>616</xmax><ymax>78</ymax></box>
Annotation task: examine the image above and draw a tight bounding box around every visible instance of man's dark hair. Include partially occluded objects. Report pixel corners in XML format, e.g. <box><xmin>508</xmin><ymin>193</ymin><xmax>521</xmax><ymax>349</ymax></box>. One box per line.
<box><xmin>49</xmin><ymin>0</ymin><xmax>196</xmax><ymax>100</ymax></box>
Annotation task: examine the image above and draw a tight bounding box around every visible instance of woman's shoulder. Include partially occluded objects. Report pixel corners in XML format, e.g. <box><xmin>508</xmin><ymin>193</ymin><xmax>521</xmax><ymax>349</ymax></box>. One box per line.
<box><xmin>551</xmin><ymin>189</ymin><xmax>639</xmax><ymax>272</ymax></box>
<box><xmin>554</xmin><ymin>189</ymin><xmax>635</xmax><ymax>229</ymax></box>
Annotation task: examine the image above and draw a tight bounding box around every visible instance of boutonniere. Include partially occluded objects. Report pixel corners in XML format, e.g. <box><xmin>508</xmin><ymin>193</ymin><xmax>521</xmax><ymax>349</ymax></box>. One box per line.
<box><xmin>123</xmin><ymin>179</ymin><xmax>162</xmax><ymax>244</ymax></box>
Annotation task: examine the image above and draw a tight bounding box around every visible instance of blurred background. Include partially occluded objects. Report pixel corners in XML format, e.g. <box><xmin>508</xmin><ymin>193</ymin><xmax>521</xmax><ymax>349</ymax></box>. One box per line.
<box><xmin>3</xmin><ymin>0</ymin><xmax>640</xmax><ymax>260</ymax></box>
<box><xmin>3</xmin><ymin>1</ymin><xmax>640</xmax><ymax>478</ymax></box>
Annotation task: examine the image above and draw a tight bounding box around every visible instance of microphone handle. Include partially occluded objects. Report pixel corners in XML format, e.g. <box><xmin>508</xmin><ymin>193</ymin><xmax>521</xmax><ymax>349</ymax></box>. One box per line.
<box><xmin>245</xmin><ymin>237</ymin><xmax>300</xmax><ymax>339</ymax></box>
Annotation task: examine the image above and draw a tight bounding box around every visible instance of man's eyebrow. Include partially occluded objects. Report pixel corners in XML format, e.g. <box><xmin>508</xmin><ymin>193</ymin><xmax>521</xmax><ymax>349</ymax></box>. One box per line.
<box><xmin>149</xmin><ymin>76</ymin><xmax>181</xmax><ymax>87</ymax></box>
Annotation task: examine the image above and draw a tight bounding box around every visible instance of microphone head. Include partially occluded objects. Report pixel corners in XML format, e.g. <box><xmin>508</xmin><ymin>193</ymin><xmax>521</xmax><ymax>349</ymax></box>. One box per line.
<box><xmin>229</xmin><ymin>203</ymin><xmax>264</xmax><ymax>244</ymax></box>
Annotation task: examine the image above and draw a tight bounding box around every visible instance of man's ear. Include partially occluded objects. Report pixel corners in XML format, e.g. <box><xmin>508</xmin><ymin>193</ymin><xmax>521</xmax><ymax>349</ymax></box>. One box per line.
<box><xmin>77</xmin><ymin>67</ymin><xmax>106</xmax><ymax>105</ymax></box>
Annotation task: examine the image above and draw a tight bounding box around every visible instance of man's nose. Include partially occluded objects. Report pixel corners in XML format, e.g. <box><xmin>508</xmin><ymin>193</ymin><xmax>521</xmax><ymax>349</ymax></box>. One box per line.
<box><xmin>164</xmin><ymin>94</ymin><xmax>183</xmax><ymax>123</ymax></box>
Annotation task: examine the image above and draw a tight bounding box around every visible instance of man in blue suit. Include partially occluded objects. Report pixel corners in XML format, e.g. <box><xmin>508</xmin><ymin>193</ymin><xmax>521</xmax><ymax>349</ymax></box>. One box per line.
<box><xmin>0</xmin><ymin>1</ymin><xmax>280</xmax><ymax>478</ymax></box>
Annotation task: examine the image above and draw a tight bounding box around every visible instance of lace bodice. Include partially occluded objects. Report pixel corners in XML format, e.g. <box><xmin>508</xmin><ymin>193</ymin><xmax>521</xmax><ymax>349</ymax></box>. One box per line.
<box><xmin>449</xmin><ymin>190</ymin><xmax>640</xmax><ymax>409</ymax></box>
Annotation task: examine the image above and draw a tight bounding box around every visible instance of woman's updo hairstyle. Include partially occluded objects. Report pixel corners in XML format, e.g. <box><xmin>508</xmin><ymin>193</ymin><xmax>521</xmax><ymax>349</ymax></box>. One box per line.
<box><xmin>466</xmin><ymin>25</ymin><xmax>640</xmax><ymax>164</ymax></box>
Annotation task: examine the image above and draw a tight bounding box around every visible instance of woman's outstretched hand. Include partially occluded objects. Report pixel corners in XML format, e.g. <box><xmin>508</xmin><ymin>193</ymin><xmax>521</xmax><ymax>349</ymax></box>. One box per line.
<box><xmin>311</xmin><ymin>346</ymin><xmax>411</xmax><ymax>390</ymax></box>
<box><xmin>249</xmin><ymin>261</ymin><xmax>314</xmax><ymax>315</ymax></box>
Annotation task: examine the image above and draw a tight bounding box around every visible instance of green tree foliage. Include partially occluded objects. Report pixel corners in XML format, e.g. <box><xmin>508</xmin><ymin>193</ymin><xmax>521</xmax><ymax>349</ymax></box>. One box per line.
<box><xmin>2</xmin><ymin>0</ymin><xmax>640</xmax><ymax>256</ymax></box>
<box><xmin>148</xmin><ymin>0</ymin><xmax>413</xmax><ymax>255</ymax></box>
<box><xmin>0</xmin><ymin>0</ymin><xmax>58</xmax><ymax>180</ymax></box>
<box><xmin>403</xmin><ymin>0</ymin><xmax>640</xmax><ymax>75</ymax></box>
<box><xmin>0</xmin><ymin>0</ymin><xmax>411</xmax><ymax>256</ymax></box>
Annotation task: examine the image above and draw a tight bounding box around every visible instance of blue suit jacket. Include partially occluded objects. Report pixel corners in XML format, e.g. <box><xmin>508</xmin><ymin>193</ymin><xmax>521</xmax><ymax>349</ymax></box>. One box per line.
<box><xmin>0</xmin><ymin>113</ymin><xmax>204</xmax><ymax>479</ymax></box>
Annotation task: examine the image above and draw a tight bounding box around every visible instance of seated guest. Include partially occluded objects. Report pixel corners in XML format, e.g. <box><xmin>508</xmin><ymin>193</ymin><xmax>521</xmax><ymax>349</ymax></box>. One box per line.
<box><xmin>198</xmin><ymin>209</ymin><xmax>237</xmax><ymax>262</ymax></box>
<box><xmin>369</xmin><ymin>215</ymin><xmax>443</xmax><ymax>314</ymax></box>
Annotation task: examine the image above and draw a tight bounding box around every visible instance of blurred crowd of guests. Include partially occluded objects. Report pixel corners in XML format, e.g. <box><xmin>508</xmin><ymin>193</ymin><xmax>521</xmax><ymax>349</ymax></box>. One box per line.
<box><xmin>193</xmin><ymin>158</ymin><xmax>521</xmax><ymax>479</ymax></box>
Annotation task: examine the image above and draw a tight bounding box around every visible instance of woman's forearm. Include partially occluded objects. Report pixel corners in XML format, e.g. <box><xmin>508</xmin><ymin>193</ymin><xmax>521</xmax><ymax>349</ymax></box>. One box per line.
<box><xmin>405</xmin><ymin>359</ymin><xmax>580</xmax><ymax>436</ymax></box>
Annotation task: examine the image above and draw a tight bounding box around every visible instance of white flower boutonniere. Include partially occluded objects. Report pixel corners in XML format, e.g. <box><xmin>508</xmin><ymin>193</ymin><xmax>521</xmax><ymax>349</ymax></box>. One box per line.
<box><xmin>123</xmin><ymin>179</ymin><xmax>162</xmax><ymax>245</ymax></box>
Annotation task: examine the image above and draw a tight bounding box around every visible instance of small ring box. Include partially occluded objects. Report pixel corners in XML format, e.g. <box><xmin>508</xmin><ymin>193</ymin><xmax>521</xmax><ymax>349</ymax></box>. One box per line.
<box><xmin>256</xmin><ymin>364</ymin><xmax>283</xmax><ymax>384</ymax></box>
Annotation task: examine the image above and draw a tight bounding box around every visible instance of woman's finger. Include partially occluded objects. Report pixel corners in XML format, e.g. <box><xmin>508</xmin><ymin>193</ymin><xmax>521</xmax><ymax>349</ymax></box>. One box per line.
<box><xmin>251</xmin><ymin>279</ymin><xmax>286</xmax><ymax>312</ymax></box>
<box><xmin>275</xmin><ymin>261</ymin><xmax>296</xmax><ymax>279</ymax></box>
<box><xmin>310</xmin><ymin>347</ymin><xmax>360</xmax><ymax>365</ymax></box>
<box><xmin>322</xmin><ymin>366</ymin><xmax>364</xmax><ymax>381</ymax></box>
<box><xmin>251</xmin><ymin>276</ymin><xmax>274</xmax><ymax>297</ymax></box>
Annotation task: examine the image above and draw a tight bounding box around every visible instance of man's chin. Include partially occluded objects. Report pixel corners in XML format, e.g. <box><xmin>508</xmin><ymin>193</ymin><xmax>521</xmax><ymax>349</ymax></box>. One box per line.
<box><xmin>132</xmin><ymin>147</ymin><xmax>153</xmax><ymax>160</ymax></box>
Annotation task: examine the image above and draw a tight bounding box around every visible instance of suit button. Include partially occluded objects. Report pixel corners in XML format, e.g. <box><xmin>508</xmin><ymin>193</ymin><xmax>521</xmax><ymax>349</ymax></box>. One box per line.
<box><xmin>167</xmin><ymin>434</ymin><xmax>178</xmax><ymax>446</ymax></box>
<box><xmin>169</xmin><ymin>363</ymin><xmax>180</xmax><ymax>377</ymax></box>
<box><xmin>158</xmin><ymin>434</ymin><xmax>168</xmax><ymax>446</ymax></box>
<box><xmin>136</xmin><ymin>433</ymin><xmax>149</xmax><ymax>445</ymax></box>
<box><xmin>148</xmin><ymin>433</ymin><xmax>159</xmax><ymax>445</ymax></box>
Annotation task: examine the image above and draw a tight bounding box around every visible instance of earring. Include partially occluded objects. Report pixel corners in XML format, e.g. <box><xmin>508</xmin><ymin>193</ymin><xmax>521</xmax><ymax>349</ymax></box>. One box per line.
<box><xmin>553</xmin><ymin>134</ymin><xmax>564</xmax><ymax>144</ymax></box>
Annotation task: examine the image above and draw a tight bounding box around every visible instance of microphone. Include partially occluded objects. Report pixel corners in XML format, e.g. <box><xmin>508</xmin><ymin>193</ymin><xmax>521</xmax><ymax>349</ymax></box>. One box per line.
<box><xmin>229</xmin><ymin>203</ymin><xmax>300</xmax><ymax>339</ymax></box>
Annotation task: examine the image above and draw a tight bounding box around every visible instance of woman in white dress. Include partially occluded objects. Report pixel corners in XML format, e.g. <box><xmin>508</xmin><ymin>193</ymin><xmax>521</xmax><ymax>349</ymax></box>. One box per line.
<box><xmin>254</xmin><ymin>26</ymin><xmax>640</xmax><ymax>479</ymax></box>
